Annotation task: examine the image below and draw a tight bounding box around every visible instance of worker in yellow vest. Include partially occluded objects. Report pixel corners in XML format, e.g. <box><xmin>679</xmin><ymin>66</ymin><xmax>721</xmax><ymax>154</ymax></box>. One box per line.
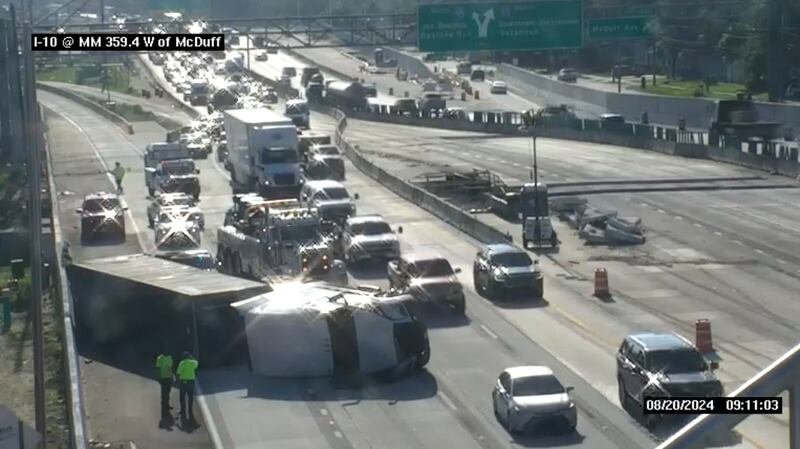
<box><xmin>155</xmin><ymin>348</ymin><xmax>174</xmax><ymax>417</ymax></box>
<box><xmin>177</xmin><ymin>351</ymin><xmax>199</xmax><ymax>422</ymax></box>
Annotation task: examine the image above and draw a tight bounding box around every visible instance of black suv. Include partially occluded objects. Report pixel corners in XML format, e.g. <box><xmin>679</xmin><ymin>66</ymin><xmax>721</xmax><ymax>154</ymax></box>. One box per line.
<box><xmin>473</xmin><ymin>243</ymin><xmax>543</xmax><ymax>299</ymax></box>
<box><xmin>617</xmin><ymin>333</ymin><xmax>722</xmax><ymax>428</ymax></box>
<box><xmin>77</xmin><ymin>192</ymin><xmax>127</xmax><ymax>244</ymax></box>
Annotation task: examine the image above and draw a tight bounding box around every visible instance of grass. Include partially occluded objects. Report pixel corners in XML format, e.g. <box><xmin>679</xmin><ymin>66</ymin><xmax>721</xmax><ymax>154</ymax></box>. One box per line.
<box><xmin>37</xmin><ymin>65</ymin><xmax>133</xmax><ymax>95</ymax></box>
<box><xmin>0</xmin><ymin>164</ymin><xmax>25</xmax><ymax>229</ymax></box>
<box><xmin>632</xmin><ymin>79</ymin><xmax>769</xmax><ymax>101</ymax></box>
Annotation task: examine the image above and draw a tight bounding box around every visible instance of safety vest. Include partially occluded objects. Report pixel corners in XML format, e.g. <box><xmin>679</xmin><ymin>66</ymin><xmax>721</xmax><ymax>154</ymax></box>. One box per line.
<box><xmin>155</xmin><ymin>354</ymin><xmax>173</xmax><ymax>379</ymax></box>
<box><xmin>177</xmin><ymin>357</ymin><xmax>199</xmax><ymax>381</ymax></box>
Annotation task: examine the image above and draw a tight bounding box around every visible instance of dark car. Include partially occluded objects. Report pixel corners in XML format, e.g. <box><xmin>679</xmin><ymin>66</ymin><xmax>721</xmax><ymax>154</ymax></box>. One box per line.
<box><xmin>617</xmin><ymin>333</ymin><xmax>722</xmax><ymax>430</ymax></box>
<box><xmin>473</xmin><ymin>243</ymin><xmax>543</xmax><ymax>299</ymax></box>
<box><xmin>394</xmin><ymin>98</ymin><xmax>418</xmax><ymax>116</ymax></box>
<box><xmin>470</xmin><ymin>69</ymin><xmax>486</xmax><ymax>82</ymax></box>
<box><xmin>264</xmin><ymin>89</ymin><xmax>278</xmax><ymax>104</ymax></box>
<box><xmin>77</xmin><ymin>192</ymin><xmax>127</xmax><ymax>244</ymax></box>
<box><xmin>388</xmin><ymin>253</ymin><xmax>465</xmax><ymax>314</ymax></box>
<box><xmin>155</xmin><ymin>249</ymin><xmax>217</xmax><ymax>270</ymax></box>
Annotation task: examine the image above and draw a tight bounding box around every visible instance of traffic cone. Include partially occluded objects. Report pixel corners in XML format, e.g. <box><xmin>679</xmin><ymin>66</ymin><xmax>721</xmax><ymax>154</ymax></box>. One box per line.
<box><xmin>695</xmin><ymin>319</ymin><xmax>713</xmax><ymax>353</ymax></box>
<box><xmin>594</xmin><ymin>268</ymin><xmax>609</xmax><ymax>298</ymax></box>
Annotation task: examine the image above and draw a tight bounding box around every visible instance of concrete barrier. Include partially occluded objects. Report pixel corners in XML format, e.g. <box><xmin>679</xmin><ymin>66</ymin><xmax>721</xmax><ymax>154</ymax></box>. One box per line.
<box><xmin>37</xmin><ymin>82</ymin><xmax>135</xmax><ymax>134</ymax></box>
<box><xmin>333</xmin><ymin>110</ymin><xmax>511</xmax><ymax>246</ymax></box>
<box><xmin>40</xmin><ymin>107</ymin><xmax>89</xmax><ymax>449</ymax></box>
<box><xmin>496</xmin><ymin>63</ymin><xmax>800</xmax><ymax>132</ymax></box>
<box><xmin>136</xmin><ymin>55</ymin><xmax>201</xmax><ymax>119</ymax></box>
<box><xmin>341</xmin><ymin>108</ymin><xmax>800</xmax><ymax>178</ymax></box>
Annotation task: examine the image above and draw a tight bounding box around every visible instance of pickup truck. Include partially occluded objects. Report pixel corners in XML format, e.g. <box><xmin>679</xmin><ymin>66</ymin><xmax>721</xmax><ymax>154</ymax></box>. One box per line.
<box><xmin>388</xmin><ymin>253</ymin><xmax>465</xmax><ymax>314</ymax></box>
<box><xmin>146</xmin><ymin>158</ymin><xmax>201</xmax><ymax>199</ymax></box>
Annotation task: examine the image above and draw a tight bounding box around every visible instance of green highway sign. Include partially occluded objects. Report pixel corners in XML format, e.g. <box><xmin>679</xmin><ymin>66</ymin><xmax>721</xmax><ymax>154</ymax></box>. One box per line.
<box><xmin>587</xmin><ymin>17</ymin><xmax>654</xmax><ymax>40</ymax></box>
<box><xmin>417</xmin><ymin>0</ymin><xmax>583</xmax><ymax>52</ymax></box>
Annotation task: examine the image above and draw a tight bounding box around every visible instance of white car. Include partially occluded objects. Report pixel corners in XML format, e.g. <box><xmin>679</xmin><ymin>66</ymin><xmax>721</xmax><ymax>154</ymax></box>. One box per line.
<box><xmin>492</xmin><ymin>366</ymin><xmax>577</xmax><ymax>434</ymax></box>
<box><xmin>342</xmin><ymin>215</ymin><xmax>401</xmax><ymax>263</ymax></box>
<box><xmin>490</xmin><ymin>81</ymin><xmax>508</xmax><ymax>94</ymax></box>
<box><xmin>254</xmin><ymin>51</ymin><xmax>268</xmax><ymax>62</ymax></box>
<box><xmin>154</xmin><ymin>206</ymin><xmax>203</xmax><ymax>249</ymax></box>
<box><xmin>146</xmin><ymin>192</ymin><xmax>197</xmax><ymax>227</ymax></box>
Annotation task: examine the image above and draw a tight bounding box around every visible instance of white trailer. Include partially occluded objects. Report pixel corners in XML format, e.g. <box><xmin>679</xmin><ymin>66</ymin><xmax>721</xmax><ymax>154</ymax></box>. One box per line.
<box><xmin>223</xmin><ymin>108</ymin><xmax>303</xmax><ymax>198</ymax></box>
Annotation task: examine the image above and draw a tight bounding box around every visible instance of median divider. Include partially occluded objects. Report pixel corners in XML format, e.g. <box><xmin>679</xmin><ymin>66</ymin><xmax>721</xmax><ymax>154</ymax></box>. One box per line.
<box><xmin>37</xmin><ymin>82</ymin><xmax>135</xmax><ymax>134</ymax></box>
<box><xmin>332</xmin><ymin>108</ymin><xmax>513</xmax><ymax>246</ymax></box>
<box><xmin>136</xmin><ymin>54</ymin><xmax>201</xmax><ymax>119</ymax></box>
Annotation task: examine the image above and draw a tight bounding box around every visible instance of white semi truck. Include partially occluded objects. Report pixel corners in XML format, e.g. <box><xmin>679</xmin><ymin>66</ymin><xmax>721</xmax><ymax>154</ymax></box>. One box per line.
<box><xmin>223</xmin><ymin>108</ymin><xmax>304</xmax><ymax>198</ymax></box>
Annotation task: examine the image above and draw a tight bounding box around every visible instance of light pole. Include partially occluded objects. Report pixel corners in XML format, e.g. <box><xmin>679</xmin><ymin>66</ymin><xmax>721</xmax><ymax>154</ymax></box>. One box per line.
<box><xmin>531</xmin><ymin>134</ymin><xmax>540</xmax><ymax>248</ymax></box>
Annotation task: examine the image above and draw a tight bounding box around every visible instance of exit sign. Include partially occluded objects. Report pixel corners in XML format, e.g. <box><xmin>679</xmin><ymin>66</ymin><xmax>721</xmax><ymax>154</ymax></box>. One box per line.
<box><xmin>587</xmin><ymin>17</ymin><xmax>654</xmax><ymax>40</ymax></box>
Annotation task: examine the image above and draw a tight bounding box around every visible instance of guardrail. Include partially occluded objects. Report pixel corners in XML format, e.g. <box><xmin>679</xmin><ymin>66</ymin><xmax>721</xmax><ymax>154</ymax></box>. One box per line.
<box><xmin>36</xmin><ymin>82</ymin><xmax>135</xmax><ymax>135</ymax></box>
<box><xmin>41</xmin><ymin>106</ymin><xmax>89</xmax><ymax>449</ymax></box>
<box><xmin>332</xmin><ymin>108</ymin><xmax>514</xmax><ymax>246</ymax></box>
<box><xmin>340</xmin><ymin>106</ymin><xmax>800</xmax><ymax>179</ymax></box>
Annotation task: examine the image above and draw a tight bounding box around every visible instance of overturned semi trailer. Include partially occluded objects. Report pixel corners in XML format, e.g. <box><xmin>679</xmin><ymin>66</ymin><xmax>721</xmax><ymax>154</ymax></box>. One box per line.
<box><xmin>233</xmin><ymin>282</ymin><xmax>431</xmax><ymax>380</ymax></box>
<box><xmin>67</xmin><ymin>253</ymin><xmax>270</xmax><ymax>367</ymax></box>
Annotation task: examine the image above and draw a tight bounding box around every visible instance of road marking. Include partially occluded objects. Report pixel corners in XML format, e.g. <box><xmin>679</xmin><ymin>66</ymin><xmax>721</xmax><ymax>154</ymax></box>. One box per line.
<box><xmin>479</xmin><ymin>324</ymin><xmax>498</xmax><ymax>339</ymax></box>
<box><xmin>674</xmin><ymin>216</ymin><xmax>683</xmax><ymax>220</ymax></box>
<box><xmin>512</xmin><ymin>163</ymin><xmax>521</xmax><ymax>167</ymax></box>
<box><xmin>657</xmin><ymin>209</ymin><xmax>665</xmax><ymax>214</ymax></box>
<box><xmin>733</xmin><ymin>240</ymin><xmax>744</xmax><ymax>245</ymax></box>
<box><xmin>693</xmin><ymin>223</ymin><xmax>703</xmax><ymax>228</ymax></box>
<box><xmin>196</xmin><ymin>382</ymin><xmax>225</xmax><ymax>449</ymax></box>
<box><xmin>334</xmin><ymin>431</ymin><xmax>344</xmax><ymax>439</ymax></box>
<box><xmin>57</xmin><ymin>112</ymin><xmax>149</xmax><ymax>252</ymax></box>
<box><xmin>777</xmin><ymin>259</ymin><xmax>786</xmax><ymax>264</ymax></box>
<box><xmin>639</xmin><ymin>202</ymin><xmax>648</xmax><ymax>207</ymax></box>
<box><xmin>755</xmin><ymin>249</ymin><xmax>765</xmax><ymax>255</ymax></box>
<box><xmin>714</xmin><ymin>231</ymin><xmax>723</xmax><ymax>236</ymax></box>
<box><xmin>437</xmin><ymin>391</ymin><xmax>458</xmax><ymax>411</ymax></box>
<box><xmin>320</xmin><ymin>408</ymin><xmax>328</xmax><ymax>416</ymax></box>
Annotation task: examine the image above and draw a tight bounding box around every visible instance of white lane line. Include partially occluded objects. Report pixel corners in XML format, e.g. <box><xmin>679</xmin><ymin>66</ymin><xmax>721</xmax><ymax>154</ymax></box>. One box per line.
<box><xmin>320</xmin><ymin>408</ymin><xmax>328</xmax><ymax>416</ymax></box>
<box><xmin>714</xmin><ymin>231</ymin><xmax>723</xmax><ymax>236</ymax></box>
<box><xmin>657</xmin><ymin>209</ymin><xmax>665</xmax><ymax>214</ymax></box>
<box><xmin>480</xmin><ymin>324</ymin><xmax>499</xmax><ymax>339</ymax></box>
<box><xmin>733</xmin><ymin>240</ymin><xmax>744</xmax><ymax>245</ymax></box>
<box><xmin>755</xmin><ymin>249</ymin><xmax>765</xmax><ymax>255</ymax></box>
<box><xmin>57</xmin><ymin>112</ymin><xmax>149</xmax><ymax>252</ymax></box>
<box><xmin>334</xmin><ymin>431</ymin><xmax>343</xmax><ymax>439</ymax></box>
<box><xmin>777</xmin><ymin>259</ymin><xmax>787</xmax><ymax>264</ymax></box>
<box><xmin>674</xmin><ymin>216</ymin><xmax>683</xmax><ymax>220</ymax></box>
<box><xmin>512</xmin><ymin>163</ymin><xmax>521</xmax><ymax>167</ymax></box>
<box><xmin>437</xmin><ymin>391</ymin><xmax>458</xmax><ymax>411</ymax></box>
<box><xmin>693</xmin><ymin>223</ymin><xmax>703</xmax><ymax>228</ymax></box>
<box><xmin>639</xmin><ymin>203</ymin><xmax>648</xmax><ymax>207</ymax></box>
<box><xmin>58</xmin><ymin>102</ymin><xmax>227</xmax><ymax>449</ymax></box>
<box><xmin>474</xmin><ymin>154</ymin><xmax>484</xmax><ymax>159</ymax></box>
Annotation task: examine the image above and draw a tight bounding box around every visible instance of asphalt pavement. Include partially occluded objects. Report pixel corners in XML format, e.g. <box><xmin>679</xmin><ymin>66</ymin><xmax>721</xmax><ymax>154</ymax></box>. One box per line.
<box><xmin>338</xmin><ymin>118</ymin><xmax>798</xmax><ymax>448</ymax></box>
<box><xmin>43</xmin><ymin>55</ymin><xmax>665</xmax><ymax>449</ymax></box>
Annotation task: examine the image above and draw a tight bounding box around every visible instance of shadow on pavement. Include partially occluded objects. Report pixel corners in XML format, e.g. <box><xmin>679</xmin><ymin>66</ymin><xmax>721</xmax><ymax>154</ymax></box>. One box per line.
<box><xmin>410</xmin><ymin>301</ymin><xmax>472</xmax><ymax>328</ymax></box>
<box><xmin>346</xmin><ymin>260</ymin><xmax>389</xmax><ymax>281</ymax></box>
<box><xmin>512</xmin><ymin>430</ymin><xmax>586</xmax><ymax>447</ymax></box>
<box><xmin>482</xmin><ymin>289</ymin><xmax>549</xmax><ymax>309</ymax></box>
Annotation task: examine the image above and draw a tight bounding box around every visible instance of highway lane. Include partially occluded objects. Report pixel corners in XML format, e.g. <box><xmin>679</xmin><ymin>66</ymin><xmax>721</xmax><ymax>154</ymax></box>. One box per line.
<box><xmin>91</xmin><ymin>55</ymin><xmax>659</xmax><ymax>449</ymax></box>
<box><xmin>41</xmin><ymin>91</ymin><xmax>215</xmax><ymax>449</ymax></box>
<box><xmin>235</xmin><ymin>37</ymin><xmax>538</xmax><ymax>112</ymax></box>
<box><xmin>338</xmin><ymin>118</ymin><xmax>797</xmax><ymax>446</ymax></box>
<box><xmin>141</xmin><ymin>47</ymin><xmax>789</xmax><ymax>446</ymax></box>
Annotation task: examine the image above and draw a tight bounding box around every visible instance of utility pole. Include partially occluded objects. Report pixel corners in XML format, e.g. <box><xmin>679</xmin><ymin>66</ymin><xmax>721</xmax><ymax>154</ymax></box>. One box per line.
<box><xmin>8</xmin><ymin>5</ymin><xmax>25</xmax><ymax>163</ymax></box>
<box><xmin>0</xmin><ymin>19</ymin><xmax>9</xmax><ymax>160</ymax></box>
<box><xmin>22</xmin><ymin>19</ymin><xmax>47</xmax><ymax>449</ymax></box>
<box><xmin>767</xmin><ymin>0</ymin><xmax>783</xmax><ymax>102</ymax></box>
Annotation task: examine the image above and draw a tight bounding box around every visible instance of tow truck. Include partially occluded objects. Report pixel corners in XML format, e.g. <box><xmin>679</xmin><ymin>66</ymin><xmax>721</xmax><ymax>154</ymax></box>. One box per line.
<box><xmin>216</xmin><ymin>195</ymin><xmax>345</xmax><ymax>285</ymax></box>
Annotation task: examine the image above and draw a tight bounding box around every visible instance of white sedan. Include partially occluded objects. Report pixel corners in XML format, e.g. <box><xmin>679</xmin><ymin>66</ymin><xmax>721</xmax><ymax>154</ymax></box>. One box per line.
<box><xmin>490</xmin><ymin>81</ymin><xmax>508</xmax><ymax>94</ymax></box>
<box><xmin>492</xmin><ymin>366</ymin><xmax>577</xmax><ymax>434</ymax></box>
